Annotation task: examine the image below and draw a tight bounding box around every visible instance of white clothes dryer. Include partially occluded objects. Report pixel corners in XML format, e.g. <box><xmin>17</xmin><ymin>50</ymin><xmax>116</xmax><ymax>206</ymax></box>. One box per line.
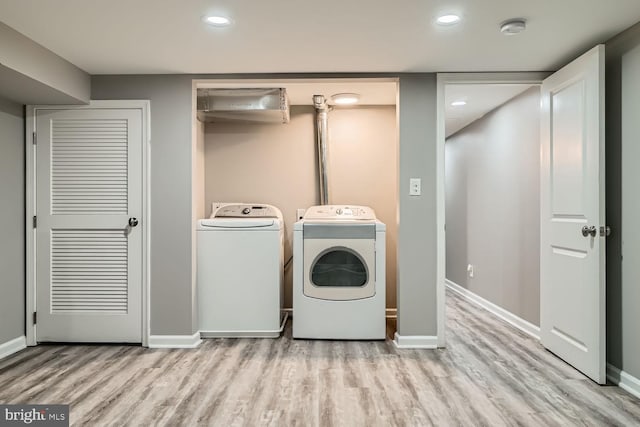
<box><xmin>197</xmin><ymin>203</ymin><xmax>285</xmax><ymax>338</ymax></box>
<box><xmin>293</xmin><ymin>205</ymin><xmax>386</xmax><ymax>340</ymax></box>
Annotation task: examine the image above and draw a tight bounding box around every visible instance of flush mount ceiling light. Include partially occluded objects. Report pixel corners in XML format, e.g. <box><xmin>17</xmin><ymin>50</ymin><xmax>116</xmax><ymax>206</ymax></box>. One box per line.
<box><xmin>331</xmin><ymin>93</ymin><xmax>360</xmax><ymax>105</ymax></box>
<box><xmin>500</xmin><ymin>18</ymin><xmax>526</xmax><ymax>35</ymax></box>
<box><xmin>451</xmin><ymin>100</ymin><xmax>467</xmax><ymax>107</ymax></box>
<box><xmin>202</xmin><ymin>15</ymin><xmax>232</xmax><ymax>27</ymax></box>
<box><xmin>436</xmin><ymin>14</ymin><xmax>461</xmax><ymax>25</ymax></box>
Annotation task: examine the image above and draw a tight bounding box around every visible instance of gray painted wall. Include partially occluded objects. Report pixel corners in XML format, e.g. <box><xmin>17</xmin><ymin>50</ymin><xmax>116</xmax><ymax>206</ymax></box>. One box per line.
<box><xmin>91</xmin><ymin>75</ymin><xmax>197</xmax><ymax>336</ymax></box>
<box><xmin>0</xmin><ymin>96</ymin><xmax>24</xmax><ymax>344</ymax></box>
<box><xmin>445</xmin><ymin>87</ymin><xmax>541</xmax><ymax>325</ymax></box>
<box><xmin>606</xmin><ymin>22</ymin><xmax>640</xmax><ymax>380</ymax></box>
<box><xmin>91</xmin><ymin>73</ymin><xmax>438</xmax><ymax>338</ymax></box>
<box><xmin>0</xmin><ymin>22</ymin><xmax>90</xmax><ymax>104</ymax></box>
<box><xmin>397</xmin><ymin>75</ymin><xmax>438</xmax><ymax>337</ymax></box>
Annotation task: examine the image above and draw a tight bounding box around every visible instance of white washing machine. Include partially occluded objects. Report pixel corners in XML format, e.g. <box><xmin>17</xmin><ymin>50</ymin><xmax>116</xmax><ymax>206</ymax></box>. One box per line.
<box><xmin>197</xmin><ymin>203</ymin><xmax>285</xmax><ymax>338</ymax></box>
<box><xmin>293</xmin><ymin>205</ymin><xmax>386</xmax><ymax>340</ymax></box>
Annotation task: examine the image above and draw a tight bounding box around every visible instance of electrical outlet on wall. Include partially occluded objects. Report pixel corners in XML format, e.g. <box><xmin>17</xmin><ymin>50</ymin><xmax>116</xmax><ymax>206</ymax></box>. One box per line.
<box><xmin>296</xmin><ymin>208</ymin><xmax>306</xmax><ymax>221</ymax></box>
<box><xmin>467</xmin><ymin>264</ymin><xmax>474</xmax><ymax>278</ymax></box>
<box><xmin>409</xmin><ymin>178</ymin><xmax>421</xmax><ymax>196</ymax></box>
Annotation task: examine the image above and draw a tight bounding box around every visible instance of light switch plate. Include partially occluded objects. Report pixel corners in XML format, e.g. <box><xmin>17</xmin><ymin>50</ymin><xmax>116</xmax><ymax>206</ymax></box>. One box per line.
<box><xmin>409</xmin><ymin>178</ymin><xmax>421</xmax><ymax>196</ymax></box>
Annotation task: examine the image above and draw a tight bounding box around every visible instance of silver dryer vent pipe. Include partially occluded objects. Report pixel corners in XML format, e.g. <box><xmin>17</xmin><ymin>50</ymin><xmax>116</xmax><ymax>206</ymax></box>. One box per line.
<box><xmin>313</xmin><ymin>95</ymin><xmax>330</xmax><ymax>205</ymax></box>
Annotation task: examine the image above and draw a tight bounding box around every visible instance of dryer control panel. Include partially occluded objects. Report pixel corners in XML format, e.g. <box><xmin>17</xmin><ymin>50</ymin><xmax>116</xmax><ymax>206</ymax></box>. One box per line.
<box><xmin>303</xmin><ymin>205</ymin><xmax>376</xmax><ymax>220</ymax></box>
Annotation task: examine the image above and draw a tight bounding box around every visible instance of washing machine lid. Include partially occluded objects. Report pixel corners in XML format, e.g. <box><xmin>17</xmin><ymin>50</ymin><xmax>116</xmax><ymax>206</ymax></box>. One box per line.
<box><xmin>303</xmin><ymin>205</ymin><xmax>376</xmax><ymax>221</ymax></box>
<box><xmin>198</xmin><ymin>218</ymin><xmax>280</xmax><ymax>229</ymax></box>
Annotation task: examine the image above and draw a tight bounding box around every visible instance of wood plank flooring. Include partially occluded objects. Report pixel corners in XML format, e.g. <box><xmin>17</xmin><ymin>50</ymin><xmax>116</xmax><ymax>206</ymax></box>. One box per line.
<box><xmin>1</xmin><ymin>290</ymin><xmax>639</xmax><ymax>426</ymax></box>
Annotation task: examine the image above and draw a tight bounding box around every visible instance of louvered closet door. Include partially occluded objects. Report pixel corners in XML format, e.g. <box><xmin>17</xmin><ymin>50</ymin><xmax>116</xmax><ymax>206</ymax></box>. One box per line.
<box><xmin>36</xmin><ymin>108</ymin><xmax>142</xmax><ymax>342</ymax></box>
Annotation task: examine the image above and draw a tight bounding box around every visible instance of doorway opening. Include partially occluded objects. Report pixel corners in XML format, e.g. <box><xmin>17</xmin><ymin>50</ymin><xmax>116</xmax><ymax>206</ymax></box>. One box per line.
<box><xmin>443</xmin><ymin>81</ymin><xmax>542</xmax><ymax>337</ymax></box>
<box><xmin>436</xmin><ymin>73</ymin><xmax>547</xmax><ymax>348</ymax></box>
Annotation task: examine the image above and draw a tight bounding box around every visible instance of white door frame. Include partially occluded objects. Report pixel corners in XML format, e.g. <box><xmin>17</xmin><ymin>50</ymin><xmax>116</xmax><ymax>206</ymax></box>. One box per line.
<box><xmin>435</xmin><ymin>73</ymin><xmax>549</xmax><ymax>347</ymax></box>
<box><xmin>25</xmin><ymin>100</ymin><xmax>151</xmax><ymax>347</ymax></box>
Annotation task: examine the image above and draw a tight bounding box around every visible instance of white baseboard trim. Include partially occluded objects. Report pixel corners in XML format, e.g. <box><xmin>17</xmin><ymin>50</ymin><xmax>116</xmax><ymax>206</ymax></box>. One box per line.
<box><xmin>148</xmin><ymin>332</ymin><xmax>202</xmax><ymax>349</ymax></box>
<box><xmin>393</xmin><ymin>332</ymin><xmax>438</xmax><ymax>349</ymax></box>
<box><xmin>607</xmin><ymin>364</ymin><xmax>640</xmax><ymax>399</ymax></box>
<box><xmin>446</xmin><ymin>279</ymin><xmax>540</xmax><ymax>340</ymax></box>
<box><xmin>0</xmin><ymin>336</ymin><xmax>27</xmax><ymax>361</ymax></box>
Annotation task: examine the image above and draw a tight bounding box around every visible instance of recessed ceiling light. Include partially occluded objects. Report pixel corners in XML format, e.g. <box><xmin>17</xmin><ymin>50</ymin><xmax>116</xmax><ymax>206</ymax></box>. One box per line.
<box><xmin>331</xmin><ymin>93</ymin><xmax>360</xmax><ymax>105</ymax></box>
<box><xmin>436</xmin><ymin>14</ymin><xmax>461</xmax><ymax>25</ymax></box>
<box><xmin>500</xmin><ymin>19</ymin><xmax>526</xmax><ymax>35</ymax></box>
<box><xmin>451</xmin><ymin>100</ymin><xmax>467</xmax><ymax>107</ymax></box>
<box><xmin>203</xmin><ymin>15</ymin><xmax>232</xmax><ymax>27</ymax></box>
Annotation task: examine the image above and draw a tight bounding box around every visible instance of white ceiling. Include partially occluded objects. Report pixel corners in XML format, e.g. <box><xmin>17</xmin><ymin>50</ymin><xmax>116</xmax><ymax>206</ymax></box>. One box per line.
<box><xmin>0</xmin><ymin>1</ymin><xmax>639</xmax><ymax>75</ymax></box>
<box><xmin>445</xmin><ymin>84</ymin><xmax>535</xmax><ymax>137</ymax></box>
<box><xmin>1</xmin><ymin>1</ymin><xmax>635</xmax><ymax>125</ymax></box>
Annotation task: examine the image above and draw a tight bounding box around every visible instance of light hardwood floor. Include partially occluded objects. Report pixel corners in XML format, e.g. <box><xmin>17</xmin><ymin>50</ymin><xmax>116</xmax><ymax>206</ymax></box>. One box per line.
<box><xmin>1</xmin><ymin>291</ymin><xmax>639</xmax><ymax>426</ymax></box>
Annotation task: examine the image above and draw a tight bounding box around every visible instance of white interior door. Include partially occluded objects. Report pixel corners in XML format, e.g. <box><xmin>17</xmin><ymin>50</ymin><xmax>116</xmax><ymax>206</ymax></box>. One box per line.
<box><xmin>540</xmin><ymin>45</ymin><xmax>606</xmax><ymax>383</ymax></box>
<box><xmin>35</xmin><ymin>107</ymin><xmax>143</xmax><ymax>342</ymax></box>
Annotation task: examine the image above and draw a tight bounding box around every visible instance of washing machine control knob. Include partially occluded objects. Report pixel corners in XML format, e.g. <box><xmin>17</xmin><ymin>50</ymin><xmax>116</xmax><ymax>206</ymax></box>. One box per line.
<box><xmin>336</xmin><ymin>208</ymin><xmax>343</xmax><ymax>215</ymax></box>
<box><xmin>242</xmin><ymin>207</ymin><xmax>251</xmax><ymax>215</ymax></box>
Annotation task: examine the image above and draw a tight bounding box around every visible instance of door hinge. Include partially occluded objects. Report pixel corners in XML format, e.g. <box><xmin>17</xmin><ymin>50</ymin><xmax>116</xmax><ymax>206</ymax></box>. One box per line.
<box><xmin>33</xmin><ymin>312</ymin><xmax>37</xmax><ymax>324</ymax></box>
<box><xmin>32</xmin><ymin>131</ymin><xmax>37</xmax><ymax>145</ymax></box>
<box><xmin>33</xmin><ymin>216</ymin><xmax>37</xmax><ymax>228</ymax></box>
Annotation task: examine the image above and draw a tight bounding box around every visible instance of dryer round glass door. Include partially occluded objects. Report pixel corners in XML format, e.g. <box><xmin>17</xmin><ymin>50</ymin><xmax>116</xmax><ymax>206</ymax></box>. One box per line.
<box><xmin>303</xmin><ymin>238</ymin><xmax>376</xmax><ymax>301</ymax></box>
<box><xmin>311</xmin><ymin>248</ymin><xmax>368</xmax><ymax>287</ymax></box>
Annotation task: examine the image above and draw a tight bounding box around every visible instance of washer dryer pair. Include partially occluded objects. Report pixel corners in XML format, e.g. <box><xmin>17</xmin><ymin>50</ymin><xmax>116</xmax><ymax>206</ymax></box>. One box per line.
<box><xmin>293</xmin><ymin>205</ymin><xmax>386</xmax><ymax>340</ymax></box>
